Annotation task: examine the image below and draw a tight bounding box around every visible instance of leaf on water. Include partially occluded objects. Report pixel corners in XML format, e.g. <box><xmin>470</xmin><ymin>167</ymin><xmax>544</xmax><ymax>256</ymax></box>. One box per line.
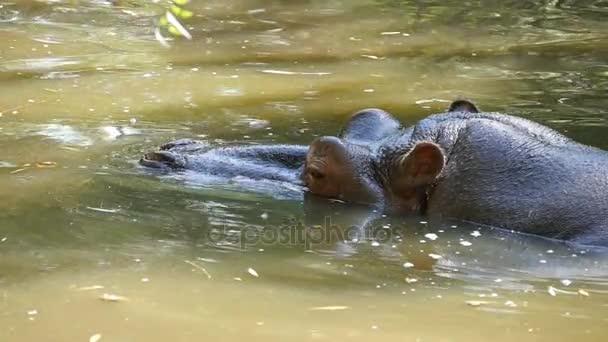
<box><xmin>86</xmin><ymin>207</ymin><xmax>120</xmax><ymax>214</ymax></box>
<box><xmin>77</xmin><ymin>285</ymin><xmax>105</xmax><ymax>291</ymax></box>
<box><xmin>361</xmin><ymin>54</ymin><xmax>385</xmax><ymax>60</ymax></box>
<box><xmin>466</xmin><ymin>300</ymin><xmax>489</xmax><ymax>307</ymax></box>
<box><xmin>248</xmin><ymin>268</ymin><xmax>259</xmax><ymax>278</ymax></box>
<box><xmin>99</xmin><ymin>293</ymin><xmax>128</xmax><ymax>302</ymax></box>
<box><xmin>9</xmin><ymin>168</ymin><xmax>27</xmax><ymax>174</ymax></box>
<box><xmin>89</xmin><ymin>334</ymin><xmax>102</xmax><ymax>342</ymax></box>
<box><xmin>184</xmin><ymin>260</ymin><xmax>212</xmax><ymax>279</ymax></box>
<box><xmin>424</xmin><ymin>233</ymin><xmax>438</xmax><ymax>241</ymax></box>
<box><xmin>309</xmin><ymin>306</ymin><xmax>349</xmax><ymax>311</ymax></box>
<box><xmin>548</xmin><ymin>286</ymin><xmax>557</xmax><ymax>296</ymax></box>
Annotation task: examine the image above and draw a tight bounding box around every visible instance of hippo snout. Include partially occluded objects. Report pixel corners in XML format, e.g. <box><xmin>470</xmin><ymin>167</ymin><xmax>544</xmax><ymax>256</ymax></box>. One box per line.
<box><xmin>140</xmin><ymin>151</ymin><xmax>187</xmax><ymax>169</ymax></box>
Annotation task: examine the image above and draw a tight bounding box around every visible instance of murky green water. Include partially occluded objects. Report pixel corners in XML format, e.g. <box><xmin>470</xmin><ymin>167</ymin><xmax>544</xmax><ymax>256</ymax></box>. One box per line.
<box><xmin>1</xmin><ymin>0</ymin><xmax>608</xmax><ymax>341</ymax></box>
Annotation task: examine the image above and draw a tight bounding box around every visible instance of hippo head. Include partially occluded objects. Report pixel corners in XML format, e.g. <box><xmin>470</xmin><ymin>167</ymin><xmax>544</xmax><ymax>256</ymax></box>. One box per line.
<box><xmin>301</xmin><ymin>136</ymin><xmax>383</xmax><ymax>205</ymax></box>
<box><xmin>302</xmin><ymin>99</ymin><xmax>479</xmax><ymax>213</ymax></box>
<box><xmin>302</xmin><ymin>136</ymin><xmax>445</xmax><ymax>213</ymax></box>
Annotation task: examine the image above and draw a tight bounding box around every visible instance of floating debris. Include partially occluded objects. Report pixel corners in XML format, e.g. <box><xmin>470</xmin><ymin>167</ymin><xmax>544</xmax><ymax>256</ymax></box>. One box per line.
<box><xmin>260</xmin><ymin>212</ymin><xmax>269</xmax><ymax>220</ymax></box>
<box><xmin>402</xmin><ymin>262</ymin><xmax>414</xmax><ymax>268</ymax></box>
<box><xmin>470</xmin><ymin>230</ymin><xmax>482</xmax><ymax>237</ymax></box>
<box><xmin>578</xmin><ymin>289</ymin><xmax>590</xmax><ymax>297</ymax></box>
<box><xmin>9</xmin><ymin>168</ymin><xmax>27</xmax><ymax>174</ymax></box>
<box><xmin>405</xmin><ymin>277</ymin><xmax>418</xmax><ymax>284</ymax></box>
<box><xmin>89</xmin><ymin>334</ymin><xmax>102</xmax><ymax>342</ymax></box>
<box><xmin>260</xmin><ymin>69</ymin><xmax>295</xmax><ymax>75</ymax></box>
<box><xmin>185</xmin><ymin>260</ymin><xmax>212</xmax><ymax>279</ymax></box>
<box><xmin>460</xmin><ymin>241</ymin><xmax>472</xmax><ymax>247</ymax></box>
<box><xmin>361</xmin><ymin>54</ymin><xmax>385</xmax><ymax>60</ymax></box>
<box><xmin>99</xmin><ymin>293</ymin><xmax>128</xmax><ymax>302</ymax></box>
<box><xmin>466</xmin><ymin>300</ymin><xmax>489</xmax><ymax>307</ymax></box>
<box><xmin>548</xmin><ymin>286</ymin><xmax>558</xmax><ymax>296</ymax></box>
<box><xmin>504</xmin><ymin>300</ymin><xmax>517</xmax><ymax>308</ymax></box>
<box><xmin>248</xmin><ymin>268</ymin><xmax>259</xmax><ymax>278</ymax></box>
<box><xmin>1</xmin><ymin>237</ymin><xmax>6</xmax><ymax>242</ymax></box>
<box><xmin>371</xmin><ymin>241</ymin><xmax>380</xmax><ymax>247</ymax></box>
<box><xmin>561</xmin><ymin>279</ymin><xmax>572</xmax><ymax>286</ymax></box>
<box><xmin>36</xmin><ymin>161</ymin><xmax>57</xmax><ymax>168</ymax></box>
<box><xmin>309</xmin><ymin>306</ymin><xmax>349</xmax><ymax>311</ymax></box>
<box><xmin>428</xmin><ymin>253</ymin><xmax>442</xmax><ymax>260</ymax></box>
<box><xmin>77</xmin><ymin>285</ymin><xmax>104</xmax><ymax>291</ymax></box>
<box><xmin>27</xmin><ymin>309</ymin><xmax>38</xmax><ymax>316</ymax></box>
<box><xmin>424</xmin><ymin>233</ymin><xmax>438</xmax><ymax>241</ymax></box>
<box><xmin>141</xmin><ymin>278</ymin><xmax>150</xmax><ymax>283</ymax></box>
<box><xmin>86</xmin><ymin>207</ymin><xmax>121</xmax><ymax>214</ymax></box>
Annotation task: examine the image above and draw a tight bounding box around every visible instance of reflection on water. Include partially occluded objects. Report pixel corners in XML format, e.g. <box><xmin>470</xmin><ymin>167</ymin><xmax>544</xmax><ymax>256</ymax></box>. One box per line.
<box><xmin>1</xmin><ymin>0</ymin><xmax>608</xmax><ymax>341</ymax></box>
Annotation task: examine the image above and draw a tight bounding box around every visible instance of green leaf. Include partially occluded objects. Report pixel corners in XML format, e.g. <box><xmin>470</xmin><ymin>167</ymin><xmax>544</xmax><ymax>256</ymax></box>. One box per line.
<box><xmin>169</xmin><ymin>4</ymin><xmax>182</xmax><ymax>16</ymax></box>
<box><xmin>168</xmin><ymin>25</ymin><xmax>182</xmax><ymax>36</ymax></box>
<box><xmin>179</xmin><ymin>9</ymin><xmax>193</xmax><ymax>19</ymax></box>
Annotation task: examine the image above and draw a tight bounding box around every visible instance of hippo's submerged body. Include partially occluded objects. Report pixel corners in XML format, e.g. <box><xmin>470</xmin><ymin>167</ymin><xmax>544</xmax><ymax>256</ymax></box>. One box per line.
<box><xmin>412</xmin><ymin>112</ymin><xmax>608</xmax><ymax>245</ymax></box>
<box><xmin>141</xmin><ymin>101</ymin><xmax>608</xmax><ymax>246</ymax></box>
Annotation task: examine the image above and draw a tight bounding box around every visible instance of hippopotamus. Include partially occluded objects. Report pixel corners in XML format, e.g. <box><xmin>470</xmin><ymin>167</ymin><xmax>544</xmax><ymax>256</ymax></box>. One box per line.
<box><xmin>302</xmin><ymin>100</ymin><xmax>608</xmax><ymax>246</ymax></box>
<box><xmin>141</xmin><ymin>100</ymin><xmax>608</xmax><ymax>246</ymax></box>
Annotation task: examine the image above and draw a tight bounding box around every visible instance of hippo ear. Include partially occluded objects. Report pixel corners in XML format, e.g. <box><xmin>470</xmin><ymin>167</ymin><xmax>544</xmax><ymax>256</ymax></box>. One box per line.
<box><xmin>397</xmin><ymin>142</ymin><xmax>445</xmax><ymax>186</ymax></box>
<box><xmin>447</xmin><ymin>100</ymin><xmax>479</xmax><ymax>113</ymax></box>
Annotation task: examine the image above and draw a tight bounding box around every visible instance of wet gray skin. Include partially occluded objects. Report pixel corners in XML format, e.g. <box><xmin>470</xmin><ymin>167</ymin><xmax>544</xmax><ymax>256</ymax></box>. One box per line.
<box><xmin>302</xmin><ymin>100</ymin><xmax>608</xmax><ymax>247</ymax></box>
<box><xmin>141</xmin><ymin>139</ymin><xmax>308</xmax><ymax>183</ymax></box>
<box><xmin>141</xmin><ymin>100</ymin><xmax>608</xmax><ymax>246</ymax></box>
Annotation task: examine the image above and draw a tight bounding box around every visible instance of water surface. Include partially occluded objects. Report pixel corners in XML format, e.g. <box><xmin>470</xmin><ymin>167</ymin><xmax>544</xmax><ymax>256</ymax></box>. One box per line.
<box><xmin>1</xmin><ymin>0</ymin><xmax>608</xmax><ymax>341</ymax></box>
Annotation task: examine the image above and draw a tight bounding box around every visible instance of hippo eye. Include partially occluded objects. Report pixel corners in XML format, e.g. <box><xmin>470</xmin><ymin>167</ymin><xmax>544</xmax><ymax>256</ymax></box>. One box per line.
<box><xmin>310</xmin><ymin>169</ymin><xmax>325</xmax><ymax>179</ymax></box>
